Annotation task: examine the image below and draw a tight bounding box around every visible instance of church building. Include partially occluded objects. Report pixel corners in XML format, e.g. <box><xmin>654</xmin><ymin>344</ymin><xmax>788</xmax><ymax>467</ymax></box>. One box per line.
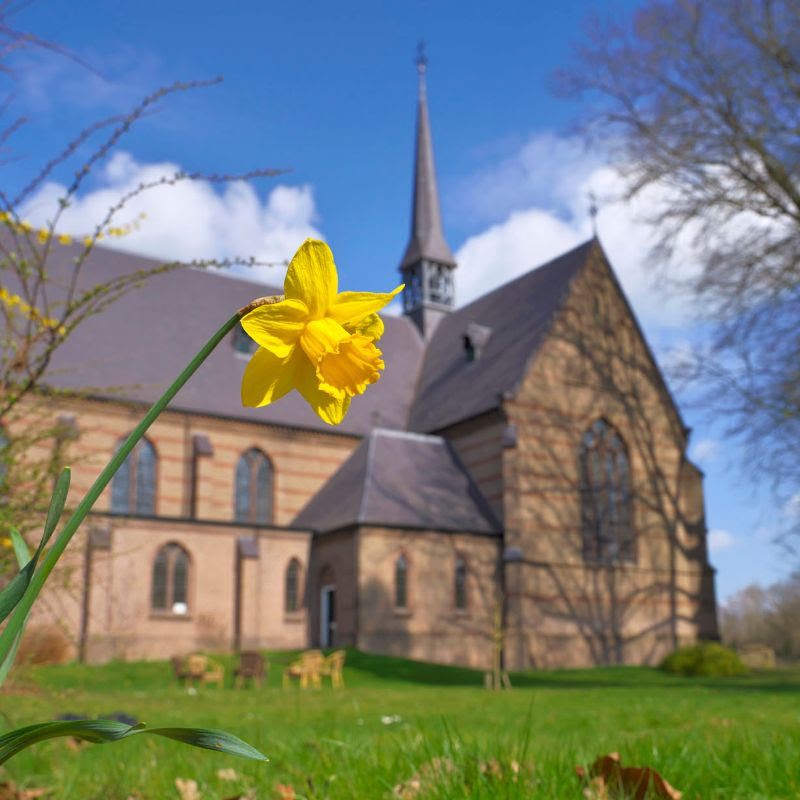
<box><xmin>29</xmin><ymin>60</ymin><xmax>718</xmax><ymax>670</ymax></box>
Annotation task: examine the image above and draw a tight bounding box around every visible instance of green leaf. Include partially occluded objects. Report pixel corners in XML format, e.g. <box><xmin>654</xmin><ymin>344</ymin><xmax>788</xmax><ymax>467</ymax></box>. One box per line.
<box><xmin>0</xmin><ymin>468</ymin><xmax>70</xmax><ymax>624</ymax></box>
<box><xmin>42</xmin><ymin>467</ymin><xmax>70</xmax><ymax>545</ymax></box>
<box><xmin>0</xmin><ymin>531</ymin><xmax>32</xmax><ymax>688</ymax></box>
<box><xmin>148</xmin><ymin>727</ymin><xmax>269</xmax><ymax>761</ymax></box>
<box><xmin>0</xmin><ymin>719</ymin><xmax>268</xmax><ymax>766</ymax></box>
<box><xmin>9</xmin><ymin>529</ymin><xmax>30</xmax><ymax>568</ymax></box>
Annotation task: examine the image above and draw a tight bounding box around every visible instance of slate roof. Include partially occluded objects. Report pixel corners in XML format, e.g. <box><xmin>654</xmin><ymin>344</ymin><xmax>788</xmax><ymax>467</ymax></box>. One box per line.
<box><xmin>409</xmin><ymin>240</ymin><xmax>596</xmax><ymax>433</ymax></box>
<box><xmin>292</xmin><ymin>428</ymin><xmax>501</xmax><ymax>535</ymax></box>
<box><xmin>38</xmin><ymin>241</ymin><xmax>424</xmax><ymax>436</ymax></box>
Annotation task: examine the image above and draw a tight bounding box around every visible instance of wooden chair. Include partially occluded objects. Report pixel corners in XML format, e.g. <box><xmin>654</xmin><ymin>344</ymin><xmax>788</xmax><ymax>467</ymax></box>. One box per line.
<box><xmin>321</xmin><ymin>650</ymin><xmax>346</xmax><ymax>688</ymax></box>
<box><xmin>234</xmin><ymin>651</ymin><xmax>266</xmax><ymax>689</ymax></box>
<box><xmin>201</xmin><ymin>656</ymin><xmax>225</xmax><ymax>688</ymax></box>
<box><xmin>181</xmin><ymin>653</ymin><xmax>225</xmax><ymax>688</ymax></box>
<box><xmin>171</xmin><ymin>655</ymin><xmax>191</xmax><ymax>685</ymax></box>
<box><xmin>282</xmin><ymin>649</ymin><xmax>324</xmax><ymax>689</ymax></box>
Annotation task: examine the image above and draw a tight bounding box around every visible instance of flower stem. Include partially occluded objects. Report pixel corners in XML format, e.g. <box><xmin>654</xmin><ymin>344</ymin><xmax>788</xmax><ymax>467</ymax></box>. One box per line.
<box><xmin>0</xmin><ymin>312</ymin><xmax>241</xmax><ymax>662</ymax></box>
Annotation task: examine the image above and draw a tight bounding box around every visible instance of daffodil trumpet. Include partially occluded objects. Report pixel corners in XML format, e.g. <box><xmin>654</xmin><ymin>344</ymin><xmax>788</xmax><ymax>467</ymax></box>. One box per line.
<box><xmin>240</xmin><ymin>238</ymin><xmax>403</xmax><ymax>425</ymax></box>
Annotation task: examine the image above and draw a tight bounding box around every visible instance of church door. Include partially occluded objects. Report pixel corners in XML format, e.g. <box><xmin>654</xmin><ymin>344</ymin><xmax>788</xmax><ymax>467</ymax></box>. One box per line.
<box><xmin>320</xmin><ymin>584</ymin><xmax>336</xmax><ymax>647</ymax></box>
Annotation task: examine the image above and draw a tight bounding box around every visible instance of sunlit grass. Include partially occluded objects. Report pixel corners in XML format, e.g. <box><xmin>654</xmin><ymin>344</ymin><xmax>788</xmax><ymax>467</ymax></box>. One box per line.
<box><xmin>2</xmin><ymin>650</ymin><xmax>798</xmax><ymax>798</ymax></box>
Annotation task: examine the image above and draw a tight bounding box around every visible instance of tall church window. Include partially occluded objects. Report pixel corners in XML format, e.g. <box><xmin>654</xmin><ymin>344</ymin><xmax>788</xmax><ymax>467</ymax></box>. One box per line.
<box><xmin>151</xmin><ymin>543</ymin><xmax>190</xmax><ymax>614</ymax></box>
<box><xmin>285</xmin><ymin>558</ymin><xmax>301</xmax><ymax>612</ymax></box>
<box><xmin>394</xmin><ymin>554</ymin><xmax>408</xmax><ymax>609</ymax></box>
<box><xmin>579</xmin><ymin>419</ymin><xmax>634</xmax><ymax>564</ymax></box>
<box><xmin>234</xmin><ymin>448</ymin><xmax>272</xmax><ymax>524</ymax></box>
<box><xmin>454</xmin><ymin>556</ymin><xmax>467</xmax><ymax>610</ymax></box>
<box><xmin>110</xmin><ymin>437</ymin><xmax>156</xmax><ymax>515</ymax></box>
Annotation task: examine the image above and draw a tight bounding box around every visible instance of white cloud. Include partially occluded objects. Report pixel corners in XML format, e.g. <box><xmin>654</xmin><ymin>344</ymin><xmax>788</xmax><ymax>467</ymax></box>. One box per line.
<box><xmin>21</xmin><ymin>151</ymin><xmax>323</xmax><ymax>285</ymax></box>
<box><xmin>691</xmin><ymin>438</ymin><xmax>720</xmax><ymax>465</ymax></box>
<box><xmin>708</xmin><ymin>529</ymin><xmax>736</xmax><ymax>553</ymax></box>
<box><xmin>453</xmin><ymin>134</ymin><xmax>703</xmax><ymax>331</ymax></box>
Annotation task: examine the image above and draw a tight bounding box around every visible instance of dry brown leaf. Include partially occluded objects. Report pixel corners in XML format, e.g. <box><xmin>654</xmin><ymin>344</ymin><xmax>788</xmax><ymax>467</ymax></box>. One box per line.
<box><xmin>393</xmin><ymin>757</ymin><xmax>455</xmax><ymax>798</ymax></box>
<box><xmin>576</xmin><ymin>753</ymin><xmax>681</xmax><ymax>800</ymax></box>
<box><xmin>275</xmin><ymin>785</ymin><xmax>296</xmax><ymax>800</ymax></box>
<box><xmin>17</xmin><ymin>790</ymin><xmax>51</xmax><ymax>800</ymax></box>
<box><xmin>0</xmin><ymin>784</ymin><xmax>52</xmax><ymax>800</ymax></box>
<box><xmin>216</xmin><ymin>769</ymin><xmax>240</xmax><ymax>782</ymax></box>
<box><xmin>174</xmin><ymin>778</ymin><xmax>201</xmax><ymax>800</ymax></box>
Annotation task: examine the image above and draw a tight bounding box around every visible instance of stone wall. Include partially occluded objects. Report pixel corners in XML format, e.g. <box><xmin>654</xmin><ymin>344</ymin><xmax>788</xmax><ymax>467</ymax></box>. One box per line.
<box><xmin>21</xmin><ymin>395</ymin><xmax>356</xmax><ymax>661</ymax></box>
<box><xmin>356</xmin><ymin>526</ymin><xmax>500</xmax><ymax>670</ymax></box>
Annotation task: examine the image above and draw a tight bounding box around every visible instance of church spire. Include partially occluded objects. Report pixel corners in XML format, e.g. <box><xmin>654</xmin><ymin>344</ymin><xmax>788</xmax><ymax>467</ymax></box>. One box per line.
<box><xmin>400</xmin><ymin>43</ymin><xmax>456</xmax><ymax>338</ymax></box>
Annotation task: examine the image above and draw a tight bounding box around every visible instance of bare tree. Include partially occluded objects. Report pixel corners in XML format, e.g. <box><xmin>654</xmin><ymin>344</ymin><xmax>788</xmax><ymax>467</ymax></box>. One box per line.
<box><xmin>721</xmin><ymin>572</ymin><xmax>800</xmax><ymax>660</ymax></box>
<box><xmin>558</xmin><ymin>0</ymin><xmax>800</xmax><ymax>538</ymax></box>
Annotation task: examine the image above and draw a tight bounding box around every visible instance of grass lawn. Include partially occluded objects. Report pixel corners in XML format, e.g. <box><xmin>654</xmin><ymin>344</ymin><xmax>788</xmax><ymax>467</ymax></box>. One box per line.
<box><xmin>1</xmin><ymin>649</ymin><xmax>798</xmax><ymax>799</ymax></box>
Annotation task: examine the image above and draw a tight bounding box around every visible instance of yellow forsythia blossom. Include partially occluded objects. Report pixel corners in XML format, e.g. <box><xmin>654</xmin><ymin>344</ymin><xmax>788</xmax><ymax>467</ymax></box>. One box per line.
<box><xmin>240</xmin><ymin>239</ymin><xmax>403</xmax><ymax>425</ymax></box>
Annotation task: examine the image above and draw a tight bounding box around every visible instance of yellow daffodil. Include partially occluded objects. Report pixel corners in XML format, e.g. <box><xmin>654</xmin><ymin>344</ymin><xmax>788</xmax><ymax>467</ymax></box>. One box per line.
<box><xmin>240</xmin><ymin>239</ymin><xmax>403</xmax><ymax>425</ymax></box>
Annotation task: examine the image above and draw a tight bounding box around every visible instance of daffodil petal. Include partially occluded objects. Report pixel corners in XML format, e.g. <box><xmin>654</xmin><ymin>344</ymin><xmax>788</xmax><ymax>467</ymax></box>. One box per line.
<box><xmin>295</xmin><ymin>357</ymin><xmax>351</xmax><ymax>425</ymax></box>
<box><xmin>241</xmin><ymin>298</ymin><xmax>308</xmax><ymax>358</ymax></box>
<box><xmin>241</xmin><ymin>346</ymin><xmax>300</xmax><ymax>408</ymax></box>
<box><xmin>328</xmin><ymin>285</ymin><xmax>404</xmax><ymax>328</ymax></box>
<box><xmin>283</xmin><ymin>239</ymin><xmax>338</xmax><ymax>319</ymax></box>
<box><xmin>345</xmin><ymin>312</ymin><xmax>384</xmax><ymax>341</ymax></box>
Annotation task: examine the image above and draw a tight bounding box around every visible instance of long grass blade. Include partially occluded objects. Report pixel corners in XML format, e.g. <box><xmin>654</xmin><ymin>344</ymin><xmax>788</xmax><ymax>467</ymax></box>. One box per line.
<box><xmin>0</xmin><ymin>468</ymin><xmax>71</xmax><ymax>624</ymax></box>
<box><xmin>0</xmin><ymin>718</ymin><xmax>268</xmax><ymax>765</ymax></box>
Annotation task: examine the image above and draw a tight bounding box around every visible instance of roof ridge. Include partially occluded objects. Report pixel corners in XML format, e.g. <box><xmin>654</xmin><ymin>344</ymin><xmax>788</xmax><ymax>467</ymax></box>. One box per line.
<box><xmin>452</xmin><ymin>238</ymin><xmax>594</xmax><ymax>317</ymax></box>
<box><xmin>374</xmin><ymin>428</ymin><xmax>443</xmax><ymax>444</ymax></box>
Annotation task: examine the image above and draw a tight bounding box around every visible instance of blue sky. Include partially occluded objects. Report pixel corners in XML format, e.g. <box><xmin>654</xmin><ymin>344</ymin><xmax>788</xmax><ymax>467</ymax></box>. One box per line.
<box><xmin>8</xmin><ymin>0</ymin><xmax>794</xmax><ymax>601</ymax></box>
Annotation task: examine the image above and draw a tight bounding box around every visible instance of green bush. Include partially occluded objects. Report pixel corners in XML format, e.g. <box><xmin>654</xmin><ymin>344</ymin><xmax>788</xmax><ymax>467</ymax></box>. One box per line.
<box><xmin>660</xmin><ymin>642</ymin><xmax>748</xmax><ymax>676</ymax></box>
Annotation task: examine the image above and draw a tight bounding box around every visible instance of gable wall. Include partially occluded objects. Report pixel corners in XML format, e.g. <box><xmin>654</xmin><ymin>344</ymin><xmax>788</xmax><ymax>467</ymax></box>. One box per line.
<box><xmin>501</xmin><ymin>251</ymin><xmax>717</xmax><ymax>668</ymax></box>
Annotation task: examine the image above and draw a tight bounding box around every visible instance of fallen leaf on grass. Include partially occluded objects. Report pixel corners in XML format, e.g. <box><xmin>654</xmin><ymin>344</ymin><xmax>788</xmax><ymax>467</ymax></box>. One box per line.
<box><xmin>175</xmin><ymin>778</ymin><xmax>201</xmax><ymax>800</ymax></box>
<box><xmin>275</xmin><ymin>785</ymin><xmax>296</xmax><ymax>800</ymax></box>
<box><xmin>393</xmin><ymin>757</ymin><xmax>455</xmax><ymax>799</ymax></box>
<box><xmin>478</xmin><ymin>757</ymin><xmax>530</xmax><ymax>784</ymax></box>
<box><xmin>0</xmin><ymin>783</ymin><xmax>52</xmax><ymax>800</ymax></box>
<box><xmin>216</xmin><ymin>769</ymin><xmax>240</xmax><ymax>782</ymax></box>
<box><xmin>575</xmin><ymin>753</ymin><xmax>681</xmax><ymax>800</ymax></box>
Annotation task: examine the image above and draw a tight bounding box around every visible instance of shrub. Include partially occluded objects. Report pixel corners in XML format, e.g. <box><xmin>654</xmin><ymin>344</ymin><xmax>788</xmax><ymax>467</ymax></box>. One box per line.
<box><xmin>660</xmin><ymin>642</ymin><xmax>748</xmax><ymax>677</ymax></box>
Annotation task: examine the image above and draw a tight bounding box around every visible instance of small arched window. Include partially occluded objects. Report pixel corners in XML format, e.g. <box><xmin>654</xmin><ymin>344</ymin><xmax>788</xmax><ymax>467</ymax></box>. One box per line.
<box><xmin>579</xmin><ymin>419</ymin><xmax>634</xmax><ymax>564</ymax></box>
<box><xmin>110</xmin><ymin>437</ymin><xmax>156</xmax><ymax>515</ymax></box>
<box><xmin>151</xmin><ymin>543</ymin><xmax>190</xmax><ymax>614</ymax></box>
<box><xmin>394</xmin><ymin>554</ymin><xmax>408</xmax><ymax>609</ymax></box>
<box><xmin>234</xmin><ymin>448</ymin><xmax>272</xmax><ymax>524</ymax></box>
<box><xmin>454</xmin><ymin>556</ymin><xmax>467</xmax><ymax>610</ymax></box>
<box><xmin>285</xmin><ymin>558</ymin><xmax>301</xmax><ymax>612</ymax></box>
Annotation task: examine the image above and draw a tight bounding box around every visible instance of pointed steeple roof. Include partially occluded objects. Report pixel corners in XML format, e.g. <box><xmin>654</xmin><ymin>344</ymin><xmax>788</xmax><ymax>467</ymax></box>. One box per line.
<box><xmin>400</xmin><ymin>48</ymin><xmax>455</xmax><ymax>270</ymax></box>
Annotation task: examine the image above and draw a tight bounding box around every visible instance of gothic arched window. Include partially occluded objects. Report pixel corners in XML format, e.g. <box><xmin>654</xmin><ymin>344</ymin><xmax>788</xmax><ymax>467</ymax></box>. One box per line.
<box><xmin>579</xmin><ymin>419</ymin><xmax>634</xmax><ymax>564</ymax></box>
<box><xmin>234</xmin><ymin>448</ymin><xmax>272</xmax><ymax>524</ymax></box>
<box><xmin>285</xmin><ymin>558</ymin><xmax>301</xmax><ymax>612</ymax></box>
<box><xmin>454</xmin><ymin>556</ymin><xmax>467</xmax><ymax>610</ymax></box>
<box><xmin>151</xmin><ymin>543</ymin><xmax>190</xmax><ymax>614</ymax></box>
<box><xmin>394</xmin><ymin>554</ymin><xmax>408</xmax><ymax>609</ymax></box>
<box><xmin>110</xmin><ymin>437</ymin><xmax>157</xmax><ymax>515</ymax></box>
